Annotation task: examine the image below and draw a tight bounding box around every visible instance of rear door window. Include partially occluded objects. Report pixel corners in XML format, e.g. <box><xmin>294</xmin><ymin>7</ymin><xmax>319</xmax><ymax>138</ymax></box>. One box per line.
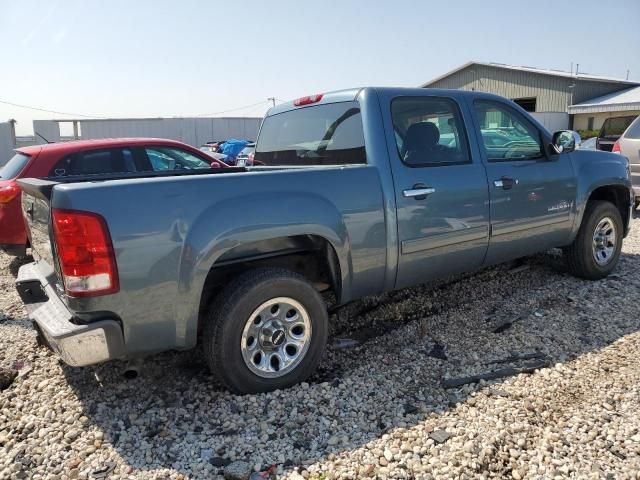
<box><xmin>600</xmin><ymin>116</ymin><xmax>637</xmax><ymax>139</ymax></box>
<box><xmin>255</xmin><ymin>101</ymin><xmax>366</xmax><ymax>166</ymax></box>
<box><xmin>391</xmin><ymin>96</ymin><xmax>470</xmax><ymax>166</ymax></box>
<box><xmin>50</xmin><ymin>148</ymin><xmax>137</xmax><ymax>177</ymax></box>
<box><xmin>0</xmin><ymin>153</ymin><xmax>30</xmax><ymax>179</ymax></box>
<box><xmin>622</xmin><ymin>116</ymin><xmax>640</xmax><ymax>139</ymax></box>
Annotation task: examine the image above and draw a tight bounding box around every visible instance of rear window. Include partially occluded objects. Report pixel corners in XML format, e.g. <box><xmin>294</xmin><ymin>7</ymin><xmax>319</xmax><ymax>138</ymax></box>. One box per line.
<box><xmin>0</xmin><ymin>153</ymin><xmax>30</xmax><ymax>179</ymax></box>
<box><xmin>623</xmin><ymin>116</ymin><xmax>640</xmax><ymax>140</ymax></box>
<box><xmin>255</xmin><ymin>102</ymin><xmax>366</xmax><ymax>166</ymax></box>
<box><xmin>600</xmin><ymin>116</ymin><xmax>637</xmax><ymax>138</ymax></box>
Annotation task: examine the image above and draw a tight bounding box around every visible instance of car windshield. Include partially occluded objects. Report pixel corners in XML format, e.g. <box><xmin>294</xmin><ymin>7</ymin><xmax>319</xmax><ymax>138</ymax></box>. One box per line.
<box><xmin>600</xmin><ymin>116</ymin><xmax>636</xmax><ymax>139</ymax></box>
<box><xmin>256</xmin><ymin>101</ymin><xmax>366</xmax><ymax>166</ymax></box>
<box><xmin>0</xmin><ymin>153</ymin><xmax>30</xmax><ymax>179</ymax></box>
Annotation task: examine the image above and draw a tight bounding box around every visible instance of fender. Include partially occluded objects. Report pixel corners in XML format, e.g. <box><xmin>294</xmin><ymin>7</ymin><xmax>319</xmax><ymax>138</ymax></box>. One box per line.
<box><xmin>569</xmin><ymin>150</ymin><xmax>633</xmax><ymax>241</ymax></box>
<box><xmin>175</xmin><ymin>191</ymin><xmax>352</xmax><ymax>348</ymax></box>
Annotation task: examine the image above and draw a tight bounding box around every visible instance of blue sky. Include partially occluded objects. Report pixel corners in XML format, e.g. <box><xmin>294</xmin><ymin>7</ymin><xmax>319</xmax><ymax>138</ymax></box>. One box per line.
<box><xmin>1</xmin><ymin>0</ymin><xmax>639</xmax><ymax>134</ymax></box>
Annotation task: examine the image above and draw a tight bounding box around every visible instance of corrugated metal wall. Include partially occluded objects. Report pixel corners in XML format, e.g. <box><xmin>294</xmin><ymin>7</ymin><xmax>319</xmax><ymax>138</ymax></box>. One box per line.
<box><xmin>79</xmin><ymin>117</ymin><xmax>262</xmax><ymax>146</ymax></box>
<box><xmin>427</xmin><ymin>65</ymin><xmax>631</xmax><ymax>113</ymax></box>
<box><xmin>32</xmin><ymin>117</ymin><xmax>263</xmax><ymax>146</ymax></box>
<box><xmin>0</xmin><ymin>122</ymin><xmax>15</xmax><ymax>166</ymax></box>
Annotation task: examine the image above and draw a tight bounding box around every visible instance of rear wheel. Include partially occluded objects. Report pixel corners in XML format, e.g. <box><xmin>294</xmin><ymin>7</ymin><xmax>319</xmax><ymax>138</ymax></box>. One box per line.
<box><xmin>203</xmin><ymin>268</ymin><xmax>328</xmax><ymax>394</ymax></box>
<box><xmin>564</xmin><ymin>200</ymin><xmax>623</xmax><ymax>280</ymax></box>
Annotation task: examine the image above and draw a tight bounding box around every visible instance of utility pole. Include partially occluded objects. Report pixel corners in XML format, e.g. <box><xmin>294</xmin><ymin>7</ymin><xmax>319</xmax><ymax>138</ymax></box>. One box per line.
<box><xmin>267</xmin><ymin>97</ymin><xmax>276</xmax><ymax>108</ymax></box>
<box><xmin>627</xmin><ymin>70</ymin><xmax>630</xmax><ymax>80</ymax></box>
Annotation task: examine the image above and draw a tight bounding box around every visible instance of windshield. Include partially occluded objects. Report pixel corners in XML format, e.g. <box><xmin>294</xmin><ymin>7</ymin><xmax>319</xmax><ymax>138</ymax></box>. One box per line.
<box><xmin>0</xmin><ymin>153</ymin><xmax>30</xmax><ymax>179</ymax></box>
<box><xmin>256</xmin><ymin>101</ymin><xmax>366</xmax><ymax>166</ymax></box>
<box><xmin>600</xmin><ymin>116</ymin><xmax>636</xmax><ymax>139</ymax></box>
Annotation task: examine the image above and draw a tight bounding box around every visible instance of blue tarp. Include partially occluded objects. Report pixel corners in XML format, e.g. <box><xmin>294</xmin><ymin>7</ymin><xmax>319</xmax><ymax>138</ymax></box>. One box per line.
<box><xmin>219</xmin><ymin>139</ymin><xmax>249</xmax><ymax>159</ymax></box>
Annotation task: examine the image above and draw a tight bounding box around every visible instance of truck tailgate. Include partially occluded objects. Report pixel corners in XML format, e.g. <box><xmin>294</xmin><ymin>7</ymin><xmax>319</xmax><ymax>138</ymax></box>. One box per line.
<box><xmin>18</xmin><ymin>179</ymin><xmax>57</xmax><ymax>272</ymax></box>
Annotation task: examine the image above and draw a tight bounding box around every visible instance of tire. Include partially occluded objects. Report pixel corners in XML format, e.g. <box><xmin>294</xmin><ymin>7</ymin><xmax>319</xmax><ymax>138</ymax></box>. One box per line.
<box><xmin>564</xmin><ymin>200</ymin><xmax>623</xmax><ymax>280</ymax></box>
<box><xmin>203</xmin><ymin>268</ymin><xmax>328</xmax><ymax>394</ymax></box>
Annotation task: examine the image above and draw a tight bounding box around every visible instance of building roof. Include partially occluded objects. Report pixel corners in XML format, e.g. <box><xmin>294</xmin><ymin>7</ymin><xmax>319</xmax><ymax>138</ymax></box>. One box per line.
<box><xmin>568</xmin><ymin>86</ymin><xmax>640</xmax><ymax>114</ymax></box>
<box><xmin>421</xmin><ymin>61</ymin><xmax>640</xmax><ymax>88</ymax></box>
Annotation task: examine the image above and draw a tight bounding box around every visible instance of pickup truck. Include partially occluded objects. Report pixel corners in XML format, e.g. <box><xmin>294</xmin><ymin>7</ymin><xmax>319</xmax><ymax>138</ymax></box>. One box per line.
<box><xmin>16</xmin><ymin>87</ymin><xmax>633</xmax><ymax>393</ymax></box>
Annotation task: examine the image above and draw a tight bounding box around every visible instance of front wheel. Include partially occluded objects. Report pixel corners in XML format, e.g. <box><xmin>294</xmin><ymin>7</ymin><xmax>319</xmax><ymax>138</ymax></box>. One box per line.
<box><xmin>203</xmin><ymin>268</ymin><xmax>328</xmax><ymax>394</ymax></box>
<box><xmin>564</xmin><ymin>200</ymin><xmax>623</xmax><ymax>280</ymax></box>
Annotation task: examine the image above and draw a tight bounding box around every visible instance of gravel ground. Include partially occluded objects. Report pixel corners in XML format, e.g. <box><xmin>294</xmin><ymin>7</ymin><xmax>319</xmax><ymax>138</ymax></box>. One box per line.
<box><xmin>1</xmin><ymin>221</ymin><xmax>640</xmax><ymax>479</ymax></box>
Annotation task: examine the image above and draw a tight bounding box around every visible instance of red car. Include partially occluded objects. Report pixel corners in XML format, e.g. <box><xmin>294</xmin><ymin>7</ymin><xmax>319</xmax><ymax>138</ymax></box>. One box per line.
<box><xmin>0</xmin><ymin>138</ymin><xmax>227</xmax><ymax>256</ymax></box>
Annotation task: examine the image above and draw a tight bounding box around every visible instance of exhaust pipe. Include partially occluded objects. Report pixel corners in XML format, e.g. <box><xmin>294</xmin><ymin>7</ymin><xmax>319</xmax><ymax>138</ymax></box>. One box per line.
<box><xmin>122</xmin><ymin>358</ymin><xmax>144</xmax><ymax>380</ymax></box>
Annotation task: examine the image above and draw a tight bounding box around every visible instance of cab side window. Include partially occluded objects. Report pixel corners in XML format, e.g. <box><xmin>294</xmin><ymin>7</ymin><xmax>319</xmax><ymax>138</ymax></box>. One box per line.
<box><xmin>391</xmin><ymin>96</ymin><xmax>470</xmax><ymax>167</ymax></box>
<box><xmin>473</xmin><ymin>101</ymin><xmax>544</xmax><ymax>161</ymax></box>
<box><xmin>49</xmin><ymin>148</ymin><xmax>136</xmax><ymax>177</ymax></box>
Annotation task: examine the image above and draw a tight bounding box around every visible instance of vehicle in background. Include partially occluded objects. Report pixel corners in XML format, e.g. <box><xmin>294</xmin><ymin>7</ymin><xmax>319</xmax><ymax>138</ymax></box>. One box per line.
<box><xmin>0</xmin><ymin>138</ymin><xmax>225</xmax><ymax>256</ymax></box>
<box><xmin>612</xmin><ymin>115</ymin><xmax>640</xmax><ymax>208</ymax></box>
<box><xmin>235</xmin><ymin>143</ymin><xmax>256</xmax><ymax>167</ymax></box>
<box><xmin>596</xmin><ymin>115</ymin><xmax>638</xmax><ymax>151</ymax></box>
<box><xmin>217</xmin><ymin>139</ymin><xmax>251</xmax><ymax>165</ymax></box>
<box><xmin>580</xmin><ymin>137</ymin><xmax>597</xmax><ymax>150</ymax></box>
<box><xmin>16</xmin><ymin>88</ymin><xmax>632</xmax><ymax>394</ymax></box>
<box><xmin>199</xmin><ymin>144</ymin><xmax>229</xmax><ymax>163</ymax></box>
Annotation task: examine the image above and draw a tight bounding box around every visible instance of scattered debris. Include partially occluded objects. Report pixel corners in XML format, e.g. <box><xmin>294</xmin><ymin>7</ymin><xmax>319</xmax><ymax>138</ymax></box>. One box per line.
<box><xmin>0</xmin><ymin>367</ymin><xmax>17</xmax><ymax>390</ymax></box>
<box><xmin>224</xmin><ymin>461</ymin><xmax>252</xmax><ymax>480</ymax></box>
<box><xmin>91</xmin><ymin>463</ymin><xmax>116</xmax><ymax>479</ymax></box>
<box><xmin>486</xmin><ymin>351</ymin><xmax>546</xmax><ymax>365</ymax></box>
<box><xmin>509</xmin><ymin>264</ymin><xmax>530</xmax><ymax>274</ymax></box>
<box><xmin>333</xmin><ymin>338</ymin><xmax>361</xmax><ymax>349</ymax></box>
<box><xmin>427</xmin><ymin>342</ymin><xmax>447</xmax><ymax>361</ymax></box>
<box><xmin>403</xmin><ymin>403</ymin><xmax>419</xmax><ymax>415</ymax></box>
<box><xmin>442</xmin><ymin>358</ymin><xmax>550</xmax><ymax>388</ymax></box>
<box><xmin>429</xmin><ymin>430</ymin><xmax>452</xmax><ymax>444</ymax></box>
<box><xmin>486</xmin><ymin>388</ymin><xmax>510</xmax><ymax>397</ymax></box>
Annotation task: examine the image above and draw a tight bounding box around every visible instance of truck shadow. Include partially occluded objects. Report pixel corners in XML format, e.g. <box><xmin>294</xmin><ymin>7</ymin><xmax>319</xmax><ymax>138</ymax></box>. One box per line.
<box><xmin>59</xmin><ymin>249</ymin><xmax>640</xmax><ymax>478</ymax></box>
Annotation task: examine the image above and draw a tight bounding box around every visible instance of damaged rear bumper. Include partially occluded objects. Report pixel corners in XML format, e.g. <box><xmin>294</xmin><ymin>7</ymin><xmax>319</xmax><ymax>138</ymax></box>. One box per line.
<box><xmin>16</xmin><ymin>262</ymin><xmax>126</xmax><ymax>367</ymax></box>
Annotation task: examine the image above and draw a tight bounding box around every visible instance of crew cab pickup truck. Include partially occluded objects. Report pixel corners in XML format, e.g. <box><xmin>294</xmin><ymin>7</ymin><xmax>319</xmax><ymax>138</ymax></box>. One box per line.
<box><xmin>16</xmin><ymin>88</ymin><xmax>633</xmax><ymax>393</ymax></box>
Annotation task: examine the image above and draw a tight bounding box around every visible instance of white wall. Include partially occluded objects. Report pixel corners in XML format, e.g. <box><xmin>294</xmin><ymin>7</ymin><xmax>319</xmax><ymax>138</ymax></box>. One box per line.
<box><xmin>0</xmin><ymin>122</ymin><xmax>15</xmax><ymax>166</ymax></box>
<box><xmin>77</xmin><ymin>117</ymin><xmax>263</xmax><ymax>146</ymax></box>
<box><xmin>529</xmin><ymin>112</ymin><xmax>569</xmax><ymax>132</ymax></box>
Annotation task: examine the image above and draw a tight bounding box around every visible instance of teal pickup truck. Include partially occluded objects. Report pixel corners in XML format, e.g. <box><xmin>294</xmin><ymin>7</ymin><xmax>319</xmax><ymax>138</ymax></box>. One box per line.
<box><xmin>16</xmin><ymin>87</ymin><xmax>633</xmax><ymax>393</ymax></box>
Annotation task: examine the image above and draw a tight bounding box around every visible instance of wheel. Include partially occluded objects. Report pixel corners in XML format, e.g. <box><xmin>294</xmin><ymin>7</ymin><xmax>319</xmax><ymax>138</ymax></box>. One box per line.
<box><xmin>564</xmin><ymin>200</ymin><xmax>623</xmax><ymax>280</ymax></box>
<box><xmin>203</xmin><ymin>268</ymin><xmax>328</xmax><ymax>393</ymax></box>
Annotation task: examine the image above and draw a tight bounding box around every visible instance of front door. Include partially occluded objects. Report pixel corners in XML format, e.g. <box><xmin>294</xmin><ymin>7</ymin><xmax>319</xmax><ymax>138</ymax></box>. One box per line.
<box><xmin>386</xmin><ymin>95</ymin><xmax>491</xmax><ymax>290</ymax></box>
<box><xmin>469</xmin><ymin>99</ymin><xmax>577</xmax><ymax>265</ymax></box>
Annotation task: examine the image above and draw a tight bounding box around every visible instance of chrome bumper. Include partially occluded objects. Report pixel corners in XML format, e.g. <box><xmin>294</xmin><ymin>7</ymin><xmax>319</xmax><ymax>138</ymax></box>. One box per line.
<box><xmin>16</xmin><ymin>262</ymin><xmax>126</xmax><ymax>367</ymax></box>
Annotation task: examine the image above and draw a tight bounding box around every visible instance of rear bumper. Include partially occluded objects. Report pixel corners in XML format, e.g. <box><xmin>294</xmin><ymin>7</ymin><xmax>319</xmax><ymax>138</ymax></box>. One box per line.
<box><xmin>16</xmin><ymin>262</ymin><xmax>126</xmax><ymax>367</ymax></box>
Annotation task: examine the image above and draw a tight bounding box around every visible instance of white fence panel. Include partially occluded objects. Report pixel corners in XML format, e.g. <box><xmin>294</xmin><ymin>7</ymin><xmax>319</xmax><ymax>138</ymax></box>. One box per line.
<box><xmin>0</xmin><ymin>122</ymin><xmax>14</xmax><ymax>166</ymax></box>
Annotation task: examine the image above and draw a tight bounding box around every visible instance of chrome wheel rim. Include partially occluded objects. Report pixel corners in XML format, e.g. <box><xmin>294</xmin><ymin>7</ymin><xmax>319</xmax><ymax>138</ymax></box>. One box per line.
<box><xmin>592</xmin><ymin>216</ymin><xmax>617</xmax><ymax>266</ymax></box>
<box><xmin>241</xmin><ymin>297</ymin><xmax>312</xmax><ymax>378</ymax></box>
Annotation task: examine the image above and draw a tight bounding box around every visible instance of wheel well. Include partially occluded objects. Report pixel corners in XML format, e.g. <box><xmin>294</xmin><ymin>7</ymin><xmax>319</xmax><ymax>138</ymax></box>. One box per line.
<box><xmin>198</xmin><ymin>235</ymin><xmax>341</xmax><ymax>330</ymax></box>
<box><xmin>587</xmin><ymin>185</ymin><xmax>631</xmax><ymax>235</ymax></box>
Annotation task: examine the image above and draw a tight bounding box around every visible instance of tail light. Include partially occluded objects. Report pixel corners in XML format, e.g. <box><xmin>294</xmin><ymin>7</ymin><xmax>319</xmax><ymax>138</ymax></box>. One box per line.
<box><xmin>612</xmin><ymin>140</ymin><xmax>621</xmax><ymax>153</ymax></box>
<box><xmin>52</xmin><ymin>209</ymin><xmax>119</xmax><ymax>297</ymax></box>
<box><xmin>293</xmin><ymin>94</ymin><xmax>324</xmax><ymax>106</ymax></box>
<box><xmin>0</xmin><ymin>181</ymin><xmax>20</xmax><ymax>204</ymax></box>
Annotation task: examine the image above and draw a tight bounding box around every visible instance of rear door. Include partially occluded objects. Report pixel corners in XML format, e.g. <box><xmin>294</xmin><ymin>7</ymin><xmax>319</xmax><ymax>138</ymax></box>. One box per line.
<box><xmin>469</xmin><ymin>99</ymin><xmax>576</xmax><ymax>265</ymax></box>
<box><xmin>382</xmin><ymin>93</ymin><xmax>490</xmax><ymax>289</ymax></box>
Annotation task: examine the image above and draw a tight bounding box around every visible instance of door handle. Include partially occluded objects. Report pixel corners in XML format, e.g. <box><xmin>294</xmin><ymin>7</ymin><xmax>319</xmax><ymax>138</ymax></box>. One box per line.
<box><xmin>403</xmin><ymin>186</ymin><xmax>435</xmax><ymax>200</ymax></box>
<box><xmin>494</xmin><ymin>177</ymin><xmax>518</xmax><ymax>190</ymax></box>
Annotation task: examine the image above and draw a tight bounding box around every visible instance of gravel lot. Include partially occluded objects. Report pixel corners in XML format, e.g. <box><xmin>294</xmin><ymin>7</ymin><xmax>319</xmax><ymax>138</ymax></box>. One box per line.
<box><xmin>1</xmin><ymin>221</ymin><xmax>640</xmax><ymax>479</ymax></box>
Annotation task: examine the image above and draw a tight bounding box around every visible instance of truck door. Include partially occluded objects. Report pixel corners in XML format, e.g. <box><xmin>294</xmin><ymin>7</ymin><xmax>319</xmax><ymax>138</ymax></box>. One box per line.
<box><xmin>385</xmin><ymin>94</ymin><xmax>491</xmax><ymax>290</ymax></box>
<box><xmin>469</xmin><ymin>99</ymin><xmax>576</xmax><ymax>265</ymax></box>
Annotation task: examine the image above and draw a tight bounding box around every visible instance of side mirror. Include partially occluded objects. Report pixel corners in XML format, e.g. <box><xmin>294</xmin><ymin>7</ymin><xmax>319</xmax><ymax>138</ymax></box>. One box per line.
<box><xmin>551</xmin><ymin>130</ymin><xmax>581</xmax><ymax>154</ymax></box>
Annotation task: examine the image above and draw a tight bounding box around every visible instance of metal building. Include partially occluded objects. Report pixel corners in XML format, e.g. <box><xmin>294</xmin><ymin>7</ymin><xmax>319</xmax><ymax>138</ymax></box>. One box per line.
<box><xmin>31</xmin><ymin>116</ymin><xmax>263</xmax><ymax>147</ymax></box>
<box><xmin>421</xmin><ymin>62</ymin><xmax>639</xmax><ymax>131</ymax></box>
